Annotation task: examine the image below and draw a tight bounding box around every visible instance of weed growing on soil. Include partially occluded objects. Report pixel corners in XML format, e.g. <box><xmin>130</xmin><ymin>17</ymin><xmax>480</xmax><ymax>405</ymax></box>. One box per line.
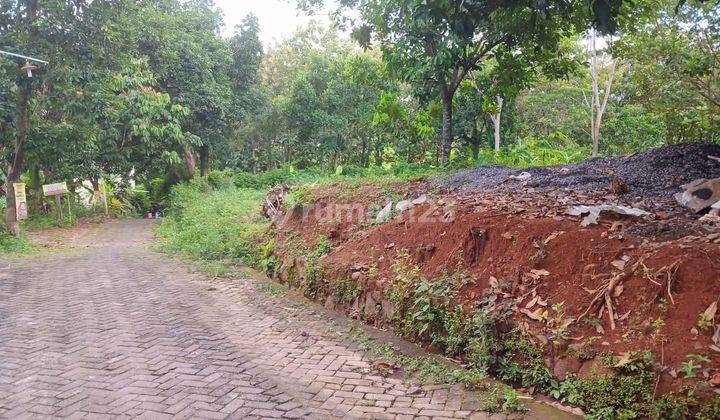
<box><xmin>330</xmin><ymin>277</ymin><xmax>363</xmax><ymax>304</ymax></box>
<box><xmin>529</xmin><ymin>239</ymin><xmax>548</xmax><ymax>262</ymax></box>
<box><xmin>698</xmin><ymin>312</ymin><xmax>715</xmax><ymax>332</ymax></box>
<box><xmin>679</xmin><ymin>354</ymin><xmax>710</xmax><ymax>378</ymax></box>
<box><xmin>496</xmin><ymin>328</ymin><xmax>556</xmax><ymax>391</ymax></box>
<box><xmin>388</xmin><ymin>252</ymin><xmax>478</xmax><ymax>353</ymax></box>
<box><xmin>302</xmin><ymin>235</ymin><xmax>332</xmax><ymax>299</ymax></box>
<box><xmin>566</xmin><ymin>372</ymin><xmax>655</xmax><ymax>419</ymax></box>
<box><xmin>651</xmin><ymin>388</ymin><xmax>699</xmax><ymax>419</ymax></box>
<box><xmin>191</xmin><ymin>260</ymin><xmax>236</xmax><ymax>278</ymax></box>
<box><xmin>259</xmin><ymin>237</ymin><xmax>278</xmax><ymax>277</ymax></box>
<box><xmin>0</xmin><ymin>232</ymin><xmax>37</xmax><ymax>256</ymax></box>
<box><xmin>347</xmin><ymin>328</ymin><xmax>488</xmax><ymax>390</ymax></box>
<box><xmin>285</xmin><ymin>187</ymin><xmax>315</xmax><ymax>207</ymax></box>
<box><xmin>256</xmin><ymin>279</ymin><xmax>287</xmax><ymax>297</ymax></box>
<box><xmin>545</xmin><ymin>302</ymin><xmax>573</xmax><ymax>343</ymax></box>
<box><xmin>482</xmin><ymin>385</ymin><xmax>528</xmax><ymax>414</ymax></box>
<box><xmin>550</xmin><ymin>350</ymin><xmax>662</xmax><ymax>419</ymax></box>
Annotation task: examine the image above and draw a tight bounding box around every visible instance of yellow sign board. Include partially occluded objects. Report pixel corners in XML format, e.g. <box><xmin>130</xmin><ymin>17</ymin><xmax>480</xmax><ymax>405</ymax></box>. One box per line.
<box><xmin>42</xmin><ymin>182</ymin><xmax>69</xmax><ymax>197</ymax></box>
<box><xmin>13</xmin><ymin>182</ymin><xmax>28</xmax><ymax>220</ymax></box>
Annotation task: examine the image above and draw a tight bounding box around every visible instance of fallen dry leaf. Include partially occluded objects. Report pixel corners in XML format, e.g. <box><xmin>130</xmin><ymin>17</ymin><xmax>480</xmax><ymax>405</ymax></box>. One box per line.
<box><xmin>521</xmin><ymin>307</ymin><xmax>545</xmax><ymax>321</ymax></box>
<box><xmin>530</xmin><ymin>269</ymin><xmax>550</xmax><ymax>277</ymax></box>
<box><xmin>501</xmin><ymin>231</ymin><xmax>514</xmax><ymax>240</ymax></box>
<box><xmin>611</xmin><ymin>260</ymin><xmax>626</xmax><ymax>271</ymax></box>
<box><xmin>711</xmin><ymin>372</ymin><xmax>720</xmax><ymax>387</ymax></box>
<box><xmin>614</xmin><ymin>351</ymin><xmax>634</xmax><ymax>368</ymax></box>
<box><xmin>525</xmin><ymin>296</ymin><xmax>540</xmax><ymax>309</ymax></box>
<box><xmin>543</xmin><ymin>231</ymin><xmax>565</xmax><ymax>245</ymax></box>
<box><xmin>703</xmin><ymin>301</ymin><xmax>718</xmax><ymax>324</ymax></box>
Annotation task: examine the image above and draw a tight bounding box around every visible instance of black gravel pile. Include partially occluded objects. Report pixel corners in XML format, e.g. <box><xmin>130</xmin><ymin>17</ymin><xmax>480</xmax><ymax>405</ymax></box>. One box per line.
<box><xmin>440</xmin><ymin>142</ymin><xmax>720</xmax><ymax>199</ymax></box>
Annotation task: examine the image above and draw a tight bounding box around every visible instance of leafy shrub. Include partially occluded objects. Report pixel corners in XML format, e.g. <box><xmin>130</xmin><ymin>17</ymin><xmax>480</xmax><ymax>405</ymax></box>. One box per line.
<box><xmin>130</xmin><ymin>188</ymin><xmax>152</xmax><ymax>214</ymax></box>
<box><xmin>496</xmin><ymin>328</ymin><xmax>556</xmax><ymax>391</ymax></box>
<box><xmin>0</xmin><ymin>232</ymin><xmax>37</xmax><ymax>255</ymax></box>
<box><xmin>478</xmin><ymin>136</ymin><xmax>589</xmax><ymax>167</ymax></box>
<box><xmin>302</xmin><ymin>235</ymin><xmax>332</xmax><ymax>299</ymax></box>
<box><xmin>556</xmin><ymin>370</ymin><xmax>655</xmax><ymax>419</ymax></box>
<box><xmin>259</xmin><ymin>238</ymin><xmax>278</xmax><ymax>277</ymax></box>
<box><xmin>148</xmin><ymin>178</ymin><xmax>170</xmax><ymax>207</ymax></box>
<box><xmin>233</xmin><ymin>172</ymin><xmax>262</xmax><ymax>189</ymax></box>
<box><xmin>206</xmin><ymin>170</ymin><xmax>235</xmax><ymax>190</ymax></box>
<box><xmin>156</xmin><ymin>180</ymin><xmax>268</xmax><ymax>267</ymax></box>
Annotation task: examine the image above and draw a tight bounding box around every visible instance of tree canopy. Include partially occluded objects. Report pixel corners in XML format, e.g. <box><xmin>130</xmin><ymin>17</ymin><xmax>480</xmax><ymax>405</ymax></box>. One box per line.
<box><xmin>1</xmin><ymin>0</ymin><xmax>718</xmax><ymax>234</ymax></box>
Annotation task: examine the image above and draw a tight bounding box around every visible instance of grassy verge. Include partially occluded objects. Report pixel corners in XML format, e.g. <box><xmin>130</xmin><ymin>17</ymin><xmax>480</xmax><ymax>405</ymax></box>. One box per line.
<box><xmin>155</xmin><ymin>179</ymin><xmax>269</xmax><ymax>268</ymax></box>
<box><xmin>0</xmin><ymin>232</ymin><xmax>38</xmax><ymax>257</ymax></box>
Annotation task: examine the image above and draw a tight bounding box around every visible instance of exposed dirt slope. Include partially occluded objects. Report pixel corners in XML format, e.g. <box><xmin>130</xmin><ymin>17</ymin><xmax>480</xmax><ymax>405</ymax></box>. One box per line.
<box><xmin>267</xmin><ymin>144</ymin><xmax>720</xmax><ymax>412</ymax></box>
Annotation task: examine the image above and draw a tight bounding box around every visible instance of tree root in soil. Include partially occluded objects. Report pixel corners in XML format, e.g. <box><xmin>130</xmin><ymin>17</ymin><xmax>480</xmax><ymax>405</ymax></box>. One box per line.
<box><xmin>577</xmin><ymin>270</ymin><xmax>633</xmax><ymax>330</ymax></box>
<box><xmin>654</xmin><ymin>260</ymin><xmax>682</xmax><ymax>305</ymax></box>
<box><xmin>577</xmin><ymin>259</ymin><xmax>683</xmax><ymax>331</ymax></box>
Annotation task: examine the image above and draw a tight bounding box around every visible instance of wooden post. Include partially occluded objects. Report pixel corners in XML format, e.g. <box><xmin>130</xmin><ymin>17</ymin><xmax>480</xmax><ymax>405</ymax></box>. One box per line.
<box><xmin>66</xmin><ymin>194</ymin><xmax>72</xmax><ymax>225</ymax></box>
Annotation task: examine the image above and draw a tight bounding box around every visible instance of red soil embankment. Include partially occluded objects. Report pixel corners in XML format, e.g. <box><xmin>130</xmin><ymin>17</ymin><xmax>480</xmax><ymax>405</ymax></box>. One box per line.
<box><xmin>269</xmin><ymin>178</ymin><xmax>720</xmax><ymax>395</ymax></box>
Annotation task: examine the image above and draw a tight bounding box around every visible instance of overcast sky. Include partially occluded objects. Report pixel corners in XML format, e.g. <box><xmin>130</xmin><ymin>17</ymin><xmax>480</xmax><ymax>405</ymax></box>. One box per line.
<box><xmin>214</xmin><ymin>0</ymin><xmax>331</xmax><ymax>46</ymax></box>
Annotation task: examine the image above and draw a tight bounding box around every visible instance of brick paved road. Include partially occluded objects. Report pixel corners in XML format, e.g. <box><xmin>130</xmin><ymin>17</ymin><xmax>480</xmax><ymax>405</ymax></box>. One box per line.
<box><xmin>0</xmin><ymin>220</ymin><xmax>572</xmax><ymax>419</ymax></box>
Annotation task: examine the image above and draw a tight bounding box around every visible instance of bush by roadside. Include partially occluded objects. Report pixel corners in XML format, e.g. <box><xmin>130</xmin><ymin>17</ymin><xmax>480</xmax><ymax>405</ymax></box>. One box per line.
<box><xmin>155</xmin><ymin>180</ymin><xmax>268</xmax><ymax>267</ymax></box>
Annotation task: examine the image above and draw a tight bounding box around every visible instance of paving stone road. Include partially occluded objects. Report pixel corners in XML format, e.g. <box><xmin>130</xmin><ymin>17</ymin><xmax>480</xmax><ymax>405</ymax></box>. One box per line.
<box><xmin>0</xmin><ymin>220</ymin><xmax>573</xmax><ymax>419</ymax></box>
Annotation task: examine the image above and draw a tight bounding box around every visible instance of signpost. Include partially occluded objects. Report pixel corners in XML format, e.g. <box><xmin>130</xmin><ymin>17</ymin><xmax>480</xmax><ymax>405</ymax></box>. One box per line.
<box><xmin>43</xmin><ymin>182</ymin><xmax>71</xmax><ymax>223</ymax></box>
<box><xmin>42</xmin><ymin>182</ymin><xmax>69</xmax><ymax>197</ymax></box>
<box><xmin>13</xmin><ymin>183</ymin><xmax>28</xmax><ymax>221</ymax></box>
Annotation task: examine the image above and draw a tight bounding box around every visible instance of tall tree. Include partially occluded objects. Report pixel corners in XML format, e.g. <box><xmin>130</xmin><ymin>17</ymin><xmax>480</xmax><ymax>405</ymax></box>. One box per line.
<box><xmin>587</xmin><ymin>29</ymin><xmax>619</xmax><ymax>156</ymax></box>
<box><xmin>2</xmin><ymin>1</ymin><xmax>46</xmax><ymax>235</ymax></box>
<box><xmin>613</xmin><ymin>1</ymin><xmax>719</xmax><ymax>143</ymax></box>
<box><xmin>302</xmin><ymin>0</ymin><xmax>600</xmax><ymax>164</ymax></box>
<box><xmin>137</xmin><ymin>1</ymin><xmax>233</xmax><ymax>178</ymax></box>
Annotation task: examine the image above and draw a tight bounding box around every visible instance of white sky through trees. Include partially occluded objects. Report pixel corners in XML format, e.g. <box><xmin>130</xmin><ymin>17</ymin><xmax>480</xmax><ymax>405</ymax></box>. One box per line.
<box><xmin>215</xmin><ymin>0</ymin><xmax>331</xmax><ymax>46</ymax></box>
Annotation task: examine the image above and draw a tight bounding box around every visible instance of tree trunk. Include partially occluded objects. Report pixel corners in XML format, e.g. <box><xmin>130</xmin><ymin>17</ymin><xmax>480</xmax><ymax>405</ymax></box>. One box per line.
<box><xmin>587</xmin><ymin>29</ymin><xmax>617</xmax><ymax>158</ymax></box>
<box><xmin>360</xmin><ymin>135</ymin><xmax>368</xmax><ymax>167</ymax></box>
<box><xmin>490</xmin><ymin>95</ymin><xmax>504</xmax><ymax>155</ymax></box>
<box><xmin>4</xmin><ymin>77</ymin><xmax>32</xmax><ymax>237</ymax></box>
<box><xmin>32</xmin><ymin>165</ymin><xmax>42</xmax><ymax>212</ymax></box>
<box><xmin>284</xmin><ymin>142</ymin><xmax>291</xmax><ymax>164</ymax></box>
<box><xmin>89</xmin><ymin>177</ymin><xmax>99</xmax><ymax>204</ymax></box>
<box><xmin>181</xmin><ymin>143</ymin><xmax>196</xmax><ymax>179</ymax></box>
<box><xmin>199</xmin><ymin>145</ymin><xmax>209</xmax><ymax>177</ymax></box>
<box><xmin>470</xmin><ymin>119</ymin><xmax>481</xmax><ymax>160</ymax></box>
<box><xmin>42</xmin><ymin>167</ymin><xmax>62</xmax><ymax>222</ymax></box>
<box><xmin>266</xmin><ymin>139</ymin><xmax>274</xmax><ymax>170</ymax></box>
<box><xmin>440</xmin><ymin>85</ymin><xmax>454</xmax><ymax>165</ymax></box>
<box><xmin>252</xmin><ymin>147</ymin><xmax>259</xmax><ymax>174</ymax></box>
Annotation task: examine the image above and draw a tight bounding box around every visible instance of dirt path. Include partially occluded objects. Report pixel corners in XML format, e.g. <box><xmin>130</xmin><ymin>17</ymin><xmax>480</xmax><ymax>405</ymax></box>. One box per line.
<box><xmin>0</xmin><ymin>220</ymin><xmax>574</xmax><ymax>419</ymax></box>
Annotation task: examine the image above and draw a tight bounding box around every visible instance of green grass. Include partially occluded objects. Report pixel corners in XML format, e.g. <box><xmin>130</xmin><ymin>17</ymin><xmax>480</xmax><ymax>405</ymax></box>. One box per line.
<box><xmin>0</xmin><ymin>232</ymin><xmax>38</xmax><ymax>257</ymax></box>
<box><xmin>155</xmin><ymin>180</ymin><xmax>269</xmax><ymax>267</ymax></box>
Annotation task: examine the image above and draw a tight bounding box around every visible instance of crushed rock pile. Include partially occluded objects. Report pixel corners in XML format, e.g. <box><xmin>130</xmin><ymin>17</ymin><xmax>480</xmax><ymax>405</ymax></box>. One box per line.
<box><xmin>440</xmin><ymin>142</ymin><xmax>720</xmax><ymax>199</ymax></box>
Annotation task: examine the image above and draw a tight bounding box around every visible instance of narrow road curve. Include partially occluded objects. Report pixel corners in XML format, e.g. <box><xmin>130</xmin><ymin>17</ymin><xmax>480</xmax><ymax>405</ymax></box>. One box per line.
<box><xmin>0</xmin><ymin>220</ymin><xmax>570</xmax><ymax>419</ymax></box>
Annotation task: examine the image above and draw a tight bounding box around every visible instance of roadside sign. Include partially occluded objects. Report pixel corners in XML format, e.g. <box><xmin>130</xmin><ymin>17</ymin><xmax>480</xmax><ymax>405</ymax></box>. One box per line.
<box><xmin>13</xmin><ymin>183</ymin><xmax>28</xmax><ymax>220</ymax></box>
<box><xmin>43</xmin><ymin>182</ymin><xmax>68</xmax><ymax>197</ymax></box>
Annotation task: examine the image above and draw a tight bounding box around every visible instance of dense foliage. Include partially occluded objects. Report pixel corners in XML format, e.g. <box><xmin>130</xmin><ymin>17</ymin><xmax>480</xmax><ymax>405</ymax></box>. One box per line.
<box><xmin>1</xmin><ymin>0</ymin><xmax>718</xmax><ymax>235</ymax></box>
